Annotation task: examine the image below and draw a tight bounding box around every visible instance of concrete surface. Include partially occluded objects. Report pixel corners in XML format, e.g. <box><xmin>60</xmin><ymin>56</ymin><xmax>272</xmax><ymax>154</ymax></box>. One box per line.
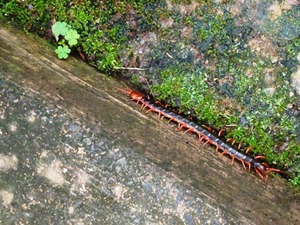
<box><xmin>0</xmin><ymin>23</ymin><xmax>300</xmax><ymax>224</ymax></box>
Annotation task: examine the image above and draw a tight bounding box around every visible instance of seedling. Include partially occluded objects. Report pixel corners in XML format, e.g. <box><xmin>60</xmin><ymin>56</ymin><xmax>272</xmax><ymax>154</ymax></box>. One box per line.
<box><xmin>52</xmin><ymin>21</ymin><xmax>80</xmax><ymax>59</ymax></box>
<box><xmin>55</xmin><ymin>46</ymin><xmax>71</xmax><ymax>59</ymax></box>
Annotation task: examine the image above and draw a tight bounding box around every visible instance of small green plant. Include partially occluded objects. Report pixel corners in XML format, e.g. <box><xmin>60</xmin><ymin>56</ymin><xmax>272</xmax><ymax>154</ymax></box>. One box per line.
<box><xmin>52</xmin><ymin>21</ymin><xmax>80</xmax><ymax>59</ymax></box>
<box><xmin>55</xmin><ymin>45</ymin><xmax>71</xmax><ymax>59</ymax></box>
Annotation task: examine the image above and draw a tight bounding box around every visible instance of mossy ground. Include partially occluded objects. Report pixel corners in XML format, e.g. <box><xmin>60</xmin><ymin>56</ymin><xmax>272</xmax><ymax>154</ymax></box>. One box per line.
<box><xmin>1</xmin><ymin>0</ymin><xmax>300</xmax><ymax>188</ymax></box>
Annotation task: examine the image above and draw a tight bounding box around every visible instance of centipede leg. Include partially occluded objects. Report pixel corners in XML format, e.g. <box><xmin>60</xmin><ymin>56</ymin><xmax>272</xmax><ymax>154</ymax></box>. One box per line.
<box><xmin>231</xmin><ymin>139</ymin><xmax>236</xmax><ymax>145</ymax></box>
<box><xmin>262</xmin><ymin>162</ymin><xmax>269</xmax><ymax>168</ymax></box>
<box><xmin>141</xmin><ymin>103</ymin><xmax>147</xmax><ymax>109</ymax></box>
<box><xmin>184</xmin><ymin>128</ymin><xmax>194</xmax><ymax>134</ymax></box>
<box><xmin>218</xmin><ymin>128</ymin><xmax>225</xmax><ymax>136</ymax></box>
<box><xmin>196</xmin><ymin>132</ymin><xmax>202</xmax><ymax>140</ymax></box>
<box><xmin>156</xmin><ymin>112</ymin><xmax>163</xmax><ymax>120</ymax></box>
<box><xmin>255</xmin><ymin>168</ymin><xmax>267</xmax><ymax>181</ymax></box>
<box><xmin>202</xmin><ymin>125</ymin><xmax>214</xmax><ymax>133</ymax></box>
<box><xmin>246</xmin><ymin>146</ymin><xmax>254</xmax><ymax>153</ymax></box>
<box><xmin>145</xmin><ymin>108</ymin><xmax>154</xmax><ymax>113</ymax></box>
<box><xmin>204</xmin><ymin>139</ymin><xmax>211</xmax><ymax>145</ymax></box>
<box><xmin>240</xmin><ymin>159</ymin><xmax>247</xmax><ymax>170</ymax></box>
<box><xmin>219</xmin><ymin>150</ymin><xmax>228</xmax><ymax>157</ymax></box>
<box><xmin>238</xmin><ymin>142</ymin><xmax>242</xmax><ymax>149</ymax></box>
<box><xmin>255</xmin><ymin>155</ymin><xmax>266</xmax><ymax>160</ymax></box>
<box><xmin>168</xmin><ymin>117</ymin><xmax>175</xmax><ymax>123</ymax></box>
<box><xmin>158</xmin><ymin>114</ymin><xmax>164</xmax><ymax>120</ymax></box>
<box><xmin>246</xmin><ymin>162</ymin><xmax>251</xmax><ymax>171</ymax></box>
<box><xmin>199</xmin><ymin>136</ymin><xmax>206</xmax><ymax>142</ymax></box>
<box><xmin>231</xmin><ymin>155</ymin><xmax>236</xmax><ymax>165</ymax></box>
<box><xmin>177</xmin><ymin>123</ymin><xmax>182</xmax><ymax>131</ymax></box>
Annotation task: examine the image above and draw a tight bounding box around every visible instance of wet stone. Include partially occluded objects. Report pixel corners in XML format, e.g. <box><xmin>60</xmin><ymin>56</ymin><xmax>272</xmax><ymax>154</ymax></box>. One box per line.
<box><xmin>291</xmin><ymin>66</ymin><xmax>300</xmax><ymax>95</ymax></box>
<box><xmin>82</xmin><ymin>137</ymin><xmax>92</xmax><ymax>146</ymax></box>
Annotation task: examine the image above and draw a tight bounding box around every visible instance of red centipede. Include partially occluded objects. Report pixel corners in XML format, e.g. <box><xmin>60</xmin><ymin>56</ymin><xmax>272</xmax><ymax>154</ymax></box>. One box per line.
<box><xmin>117</xmin><ymin>86</ymin><xmax>284</xmax><ymax>181</ymax></box>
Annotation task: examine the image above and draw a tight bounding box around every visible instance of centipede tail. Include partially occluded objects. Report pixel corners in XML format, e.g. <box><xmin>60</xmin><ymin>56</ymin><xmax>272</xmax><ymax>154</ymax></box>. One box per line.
<box><xmin>115</xmin><ymin>86</ymin><xmax>145</xmax><ymax>104</ymax></box>
<box><xmin>117</xmin><ymin>86</ymin><xmax>285</xmax><ymax>181</ymax></box>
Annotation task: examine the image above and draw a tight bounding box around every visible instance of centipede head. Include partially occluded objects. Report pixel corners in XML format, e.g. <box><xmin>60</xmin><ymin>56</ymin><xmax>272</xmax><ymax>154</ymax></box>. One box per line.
<box><xmin>254</xmin><ymin>162</ymin><xmax>285</xmax><ymax>181</ymax></box>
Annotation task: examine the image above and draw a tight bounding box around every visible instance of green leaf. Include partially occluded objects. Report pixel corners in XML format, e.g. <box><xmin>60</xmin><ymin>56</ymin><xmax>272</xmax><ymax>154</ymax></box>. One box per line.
<box><xmin>52</xmin><ymin>21</ymin><xmax>70</xmax><ymax>41</ymax></box>
<box><xmin>65</xmin><ymin>29</ymin><xmax>80</xmax><ymax>46</ymax></box>
<box><xmin>55</xmin><ymin>45</ymin><xmax>71</xmax><ymax>59</ymax></box>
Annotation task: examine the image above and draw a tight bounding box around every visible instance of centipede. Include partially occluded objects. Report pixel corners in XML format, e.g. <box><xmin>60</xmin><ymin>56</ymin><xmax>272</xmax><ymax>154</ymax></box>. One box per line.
<box><xmin>117</xmin><ymin>86</ymin><xmax>284</xmax><ymax>181</ymax></box>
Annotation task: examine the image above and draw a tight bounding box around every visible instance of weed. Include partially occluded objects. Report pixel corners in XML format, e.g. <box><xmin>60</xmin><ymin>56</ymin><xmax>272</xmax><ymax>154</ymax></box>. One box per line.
<box><xmin>55</xmin><ymin>45</ymin><xmax>71</xmax><ymax>59</ymax></box>
<box><xmin>52</xmin><ymin>21</ymin><xmax>70</xmax><ymax>41</ymax></box>
<box><xmin>52</xmin><ymin>21</ymin><xmax>80</xmax><ymax>59</ymax></box>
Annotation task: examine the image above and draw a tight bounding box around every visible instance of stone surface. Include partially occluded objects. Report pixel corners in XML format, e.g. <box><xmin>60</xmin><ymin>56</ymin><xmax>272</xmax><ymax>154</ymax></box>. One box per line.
<box><xmin>0</xmin><ymin>78</ymin><xmax>235</xmax><ymax>224</ymax></box>
<box><xmin>291</xmin><ymin>66</ymin><xmax>300</xmax><ymax>95</ymax></box>
<box><xmin>0</xmin><ymin>23</ymin><xmax>300</xmax><ymax>224</ymax></box>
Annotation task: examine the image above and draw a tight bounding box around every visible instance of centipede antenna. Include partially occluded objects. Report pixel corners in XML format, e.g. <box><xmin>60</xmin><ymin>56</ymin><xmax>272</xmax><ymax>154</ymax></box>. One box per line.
<box><xmin>268</xmin><ymin>168</ymin><xmax>285</xmax><ymax>174</ymax></box>
<box><xmin>115</xmin><ymin>86</ymin><xmax>132</xmax><ymax>94</ymax></box>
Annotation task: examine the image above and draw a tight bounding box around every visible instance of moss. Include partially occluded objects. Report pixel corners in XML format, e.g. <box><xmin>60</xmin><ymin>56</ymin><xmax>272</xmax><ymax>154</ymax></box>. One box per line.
<box><xmin>264</xmin><ymin>6</ymin><xmax>300</xmax><ymax>42</ymax></box>
<box><xmin>1</xmin><ymin>1</ymin><xmax>33</xmax><ymax>29</ymax></box>
<box><xmin>284</xmin><ymin>37</ymin><xmax>300</xmax><ymax>70</ymax></box>
<box><xmin>148</xmin><ymin>4</ymin><xmax>300</xmax><ymax>186</ymax></box>
<box><xmin>151</xmin><ymin>65</ymin><xmax>220</xmax><ymax>125</ymax></box>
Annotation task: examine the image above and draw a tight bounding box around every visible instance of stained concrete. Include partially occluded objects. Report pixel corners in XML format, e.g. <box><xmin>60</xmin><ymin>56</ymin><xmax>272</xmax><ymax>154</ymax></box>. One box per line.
<box><xmin>0</xmin><ymin>23</ymin><xmax>299</xmax><ymax>224</ymax></box>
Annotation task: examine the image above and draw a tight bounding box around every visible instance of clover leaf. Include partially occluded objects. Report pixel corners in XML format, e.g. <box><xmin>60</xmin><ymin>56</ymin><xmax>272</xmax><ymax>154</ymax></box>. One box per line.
<box><xmin>52</xmin><ymin>21</ymin><xmax>70</xmax><ymax>41</ymax></box>
<box><xmin>52</xmin><ymin>21</ymin><xmax>80</xmax><ymax>60</ymax></box>
<box><xmin>65</xmin><ymin>29</ymin><xmax>80</xmax><ymax>46</ymax></box>
<box><xmin>55</xmin><ymin>45</ymin><xmax>71</xmax><ymax>59</ymax></box>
